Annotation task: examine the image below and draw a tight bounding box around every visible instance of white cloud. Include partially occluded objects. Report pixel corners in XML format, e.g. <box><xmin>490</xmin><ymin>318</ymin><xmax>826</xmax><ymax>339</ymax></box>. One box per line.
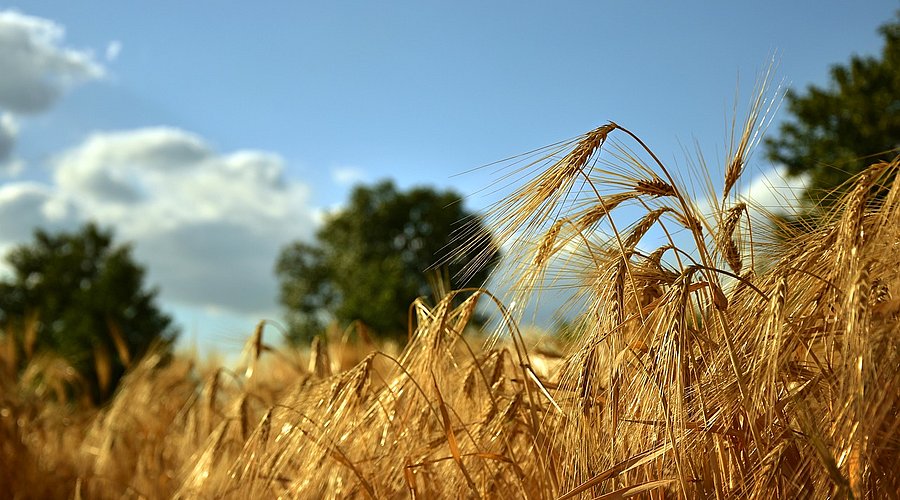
<box><xmin>0</xmin><ymin>182</ymin><xmax>78</xmax><ymax>256</ymax></box>
<box><xmin>692</xmin><ymin>166</ymin><xmax>809</xmax><ymax>225</ymax></box>
<box><xmin>0</xmin><ymin>10</ymin><xmax>106</xmax><ymax>170</ymax></box>
<box><xmin>54</xmin><ymin>127</ymin><xmax>210</xmax><ymax>204</ymax></box>
<box><xmin>0</xmin><ymin>112</ymin><xmax>16</xmax><ymax>164</ymax></box>
<box><xmin>331</xmin><ymin>166</ymin><xmax>367</xmax><ymax>186</ymax></box>
<box><xmin>105</xmin><ymin>40</ymin><xmax>121</xmax><ymax>62</ymax></box>
<box><xmin>1</xmin><ymin>127</ymin><xmax>316</xmax><ymax>317</ymax></box>
<box><xmin>134</xmin><ymin>220</ymin><xmax>292</xmax><ymax>314</ymax></box>
<box><xmin>0</xmin><ymin>10</ymin><xmax>105</xmax><ymax>114</ymax></box>
<box><xmin>738</xmin><ymin>166</ymin><xmax>808</xmax><ymax>212</ymax></box>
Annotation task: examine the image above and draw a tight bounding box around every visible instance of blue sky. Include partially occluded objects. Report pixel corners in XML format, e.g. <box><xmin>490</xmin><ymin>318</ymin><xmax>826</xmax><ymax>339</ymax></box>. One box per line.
<box><xmin>0</xmin><ymin>2</ymin><xmax>896</xmax><ymax>353</ymax></box>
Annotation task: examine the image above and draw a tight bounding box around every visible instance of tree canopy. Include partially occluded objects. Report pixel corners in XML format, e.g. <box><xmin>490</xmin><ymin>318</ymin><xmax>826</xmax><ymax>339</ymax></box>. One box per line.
<box><xmin>276</xmin><ymin>181</ymin><xmax>499</xmax><ymax>344</ymax></box>
<box><xmin>765</xmin><ymin>14</ymin><xmax>900</xmax><ymax>201</ymax></box>
<box><xmin>0</xmin><ymin>223</ymin><xmax>177</xmax><ymax>401</ymax></box>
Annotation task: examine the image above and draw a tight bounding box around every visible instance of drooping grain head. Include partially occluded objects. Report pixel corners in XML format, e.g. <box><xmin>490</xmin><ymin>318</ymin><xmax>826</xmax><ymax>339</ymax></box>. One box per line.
<box><xmin>719</xmin><ymin>202</ymin><xmax>747</xmax><ymax>273</ymax></box>
<box><xmin>635</xmin><ymin>177</ymin><xmax>676</xmax><ymax>198</ymax></box>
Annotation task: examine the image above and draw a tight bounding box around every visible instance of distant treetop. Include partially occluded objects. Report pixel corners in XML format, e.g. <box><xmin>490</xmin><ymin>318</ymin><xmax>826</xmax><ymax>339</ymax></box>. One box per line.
<box><xmin>765</xmin><ymin>13</ymin><xmax>900</xmax><ymax>202</ymax></box>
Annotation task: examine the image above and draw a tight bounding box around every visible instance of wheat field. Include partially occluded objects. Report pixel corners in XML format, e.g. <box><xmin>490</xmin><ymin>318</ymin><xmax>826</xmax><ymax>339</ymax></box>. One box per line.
<box><xmin>2</xmin><ymin>97</ymin><xmax>899</xmax><ymax>498</ymax></box>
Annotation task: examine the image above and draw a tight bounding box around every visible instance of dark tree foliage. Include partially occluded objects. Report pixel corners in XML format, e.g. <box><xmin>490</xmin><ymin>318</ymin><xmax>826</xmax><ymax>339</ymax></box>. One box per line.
<box><xmin>276</xmin><ymin>181</ymin><xmax>499</xmax><ymax>345</ymax></box>
<box><xmin>765</xmin><ymin>14</ymin><xmax>900</xmax><ymax>202</ymax></box>
<box><xmin>0</xmin><ymin>223</ymin><xmax>177</xmax><ymax>401</ymax></box>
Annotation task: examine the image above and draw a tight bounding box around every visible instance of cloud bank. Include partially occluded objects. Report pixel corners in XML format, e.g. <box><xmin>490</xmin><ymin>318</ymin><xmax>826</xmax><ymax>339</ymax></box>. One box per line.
<box><xmin>737</xmin><ymin>166</ymin><xmax>808</xmax><ymax>212</ymax></box>
<box><xmin>0</xmin><ymin>10</ymin><xmax>317</xmax><ymax>325</ymax></box>
<box><xmin>1</xmin><ymin>128</ymin><xmax>316</xmax><ymax>317</ymax></box>
<box><xmin>0</xmin><ymin>113</ymin><xmax>16</xmax><ymax>164</ymax></box>
<box><xmin>0</xmin><ymin>9</ymin><xmax>106</xmax><ymax>173</ymax></box>
<box><xmin>0</xmin><ymin>10</ymin><xmax>104</xmax><ymax>114</ymax></box>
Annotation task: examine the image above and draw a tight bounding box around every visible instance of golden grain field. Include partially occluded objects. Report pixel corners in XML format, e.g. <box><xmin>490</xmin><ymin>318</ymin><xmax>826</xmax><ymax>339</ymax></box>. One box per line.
<box><xmin>2</xmin><ymin>97</ymin><xmax>899</xmax><ymax>498</ymax></box>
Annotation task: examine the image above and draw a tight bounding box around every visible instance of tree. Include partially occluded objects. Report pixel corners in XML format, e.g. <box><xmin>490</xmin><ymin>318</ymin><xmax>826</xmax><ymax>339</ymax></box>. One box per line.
<box><xmin>765</xmin><ymin>14</ymin><xmax>900</xmax><ymax>201</ymax></box>
<box><xmin>276</xmin><ymin>181</ymin><xmax>499</xmax><ymax>344</ymax></box>
<box><xmin>0</xmin><ymin>223</ymin><xmax>177</xmax><ymax>401</ymax></box>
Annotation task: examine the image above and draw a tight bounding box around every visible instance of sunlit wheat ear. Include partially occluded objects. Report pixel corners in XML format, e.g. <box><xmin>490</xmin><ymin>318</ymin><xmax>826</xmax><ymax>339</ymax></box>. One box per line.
<box><xmin>824</xmin><ymin>168</ymin><xmax>879</xmax><ymax>318</ymax></box>
<box><xmin>204</xmin><ymin>369</ymin><xmax>220</xmax><ymax>436</ymax></box>
<box><xmin>719</xmin><ymin>202</ymin><xmax>746</xmax><ymax>274</ymax></box>
<box><xmin>235</xmin><ymin>320</ymin><xmax>267</xmax><ymax>379</ymax></box>
<box><xmin>574</xmin><ymin>192</ymin><xmax>638</xmax><ymax>230</ymax></box>
<box><xmin>723</xmin><ymin>64</ymin><xmax>782</xmax><ymax>202</ymax></box>
<box><xmin>456</xmin><ymin>123</ymin><xmax>617</xmax><ymax>283</ymax></box>
<box><xmin>673</xmin><ymin>210</ymin><xmax>704</xmax><ymax>239</ymax></box>
<box><xmin>516</xmin><ymin>123</ymin><xmax>612</xmax><ymax>216</ymax></box>
<box><xmin>532</xmin><ymin>220</ymin><xmax>564</xmax><ymax>272</ymax></box>
<box><xmin>634</xmin><ymin>177</ymin><xmax>676</xmax><ymax>198</ymax></box>
<box><xmin>308</xmin><ymin>335</ymin><xmax>331</xmax><ymax>377</ymax></box>
<box><xmin>576</xmin><ymin>342</ymin><xmax>602</xmax><ymax>416</ymax></box>
<box><xmin>875</xmin><ymin>159</ymin><xmax>900</xmax><ymax>218</ymax></box>
<box><xmin>754</xmin><ymin>273</ymin><xmax>787</xmax><ymax>420</ymax></box>
<box><xmin>501</xmin><ymin>220</ymin><xmax>569</xmax><ymax>312</ymax></box>
<box><xmin>588</xmin><ymin>209</ymin><xmax>675</xmax><ymax>330</ymax></box>
<box><xmin>623</xmin><ymin>208</ymin><xmax>673</xmax><ymax>251</ymax></box>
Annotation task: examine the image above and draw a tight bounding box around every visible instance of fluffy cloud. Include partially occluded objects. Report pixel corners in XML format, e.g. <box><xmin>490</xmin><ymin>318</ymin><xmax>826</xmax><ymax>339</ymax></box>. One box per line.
<box><xmin>691</xmin><ymin>166</ymin><xmax>808</xmax><ymax>224</ymax></box>
<box><xmin>0</xmin><ymin>10</ymin><xmax>106</xmax><ymax>173</ymax></box>
<box><xmin>135</xmin><ymin>221</ymin><xmax>292</xmax><ymax>314</ymax></box>
<box><xmin>0</xmin><ymin>10</ymin><xmax>104</xmax><ymax>114</ymax></box>
<box><xmin>738</xmin><ymin>166</ymin><xmax>808</xmax><ymax>212</ymax></box>
<box><xmin>0</xmin><ymin>182</ymin><xmax>78</xmax><ymax>271</ymax></box>
<box><xmin>54</xmin><ymin>128</ymin><xmax>210</xmax><ymax>204</ymax></box>
<box><xmin>1</xmin><ymin>127</ymin><xmax>315</xmax><ymax>316</ymax></box>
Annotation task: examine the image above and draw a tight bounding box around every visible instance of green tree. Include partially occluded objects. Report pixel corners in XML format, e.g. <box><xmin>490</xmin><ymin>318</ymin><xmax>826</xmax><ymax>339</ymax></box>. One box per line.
<box><xmin>765</xmin><ymin>14</ymin><xmax>900</xmax><ymax>201</ymax></box>
<box><xmin>276</xmin><ymin>181</ymin><xmax>499</xmax><ymax>344</ymax></box>
<box><xmin>0</xmin><ymin>223</ymin><xmax>177</xmax><ymax>401</ymax></box>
